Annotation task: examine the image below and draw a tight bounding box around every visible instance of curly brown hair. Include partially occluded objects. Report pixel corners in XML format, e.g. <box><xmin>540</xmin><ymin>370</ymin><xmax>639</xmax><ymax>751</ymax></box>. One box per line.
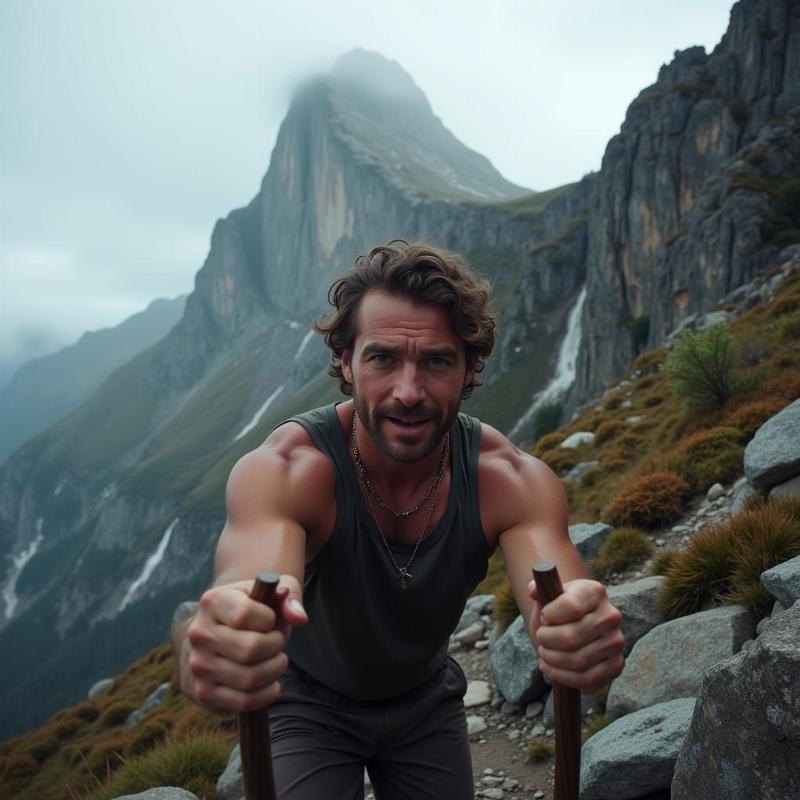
<box><xmin>314</xmin><ymin>240</ymin><xmax>496</xmax><ymax>399</ymax></box>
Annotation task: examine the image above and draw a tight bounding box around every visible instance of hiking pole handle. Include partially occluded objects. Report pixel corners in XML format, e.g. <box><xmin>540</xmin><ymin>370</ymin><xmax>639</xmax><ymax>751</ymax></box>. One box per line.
<box><xmin>239</xmin><ymin>571</ymin><xmax>280</xmax><ymax>800</ymax></box>
<box><xmin>532</xmin><ymin>562</ymin><xmax>581</xmax><ymax>800</ymax></box>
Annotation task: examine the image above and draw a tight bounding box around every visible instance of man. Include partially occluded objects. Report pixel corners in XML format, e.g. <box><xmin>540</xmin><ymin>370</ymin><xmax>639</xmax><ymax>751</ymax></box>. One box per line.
<box><xmin>173</xmin><ymin>241</ymin><xmax>625</xmax><ymax>799</ymax></box>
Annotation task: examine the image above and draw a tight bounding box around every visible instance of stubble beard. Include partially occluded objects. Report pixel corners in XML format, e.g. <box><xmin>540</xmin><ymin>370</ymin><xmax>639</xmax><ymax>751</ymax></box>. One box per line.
<box><xmin>351</xmin><ymin>389</ymin><xmax>459</xmax><ymax>464</ymax></box>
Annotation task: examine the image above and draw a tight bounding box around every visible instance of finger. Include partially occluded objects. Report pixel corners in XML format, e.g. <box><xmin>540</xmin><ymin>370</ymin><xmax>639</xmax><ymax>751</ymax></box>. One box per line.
<box><xmin>200</xmin><ymin>586</ymin><xmax>279</xmax><ymax>633</ymax></box>
<box><xmin>535</xmin><ymin>604</ymin><xmax>621</xmax><ymax>652</ymax></box>
<box><xmin>538</xmin><ymin>627</ymin><xmax>623</xmax><ymax>671</ymax></box>
<box><xmin>277</xmin><ymin>585</ymin><xmax>308</xmax><ymax>626</ymax></box>
<box><xmin>203</xmin><ymin>625</ymin><xmax>286</xmax><ymax>665</ymax></box>
<box><xmin>195</xmin><ymin>676</ymin><xmax>284</xmax><ymax>716</ymax></box>
<box><xmin>191</xmin><ymin>648</ymin><xmax>288</xmax><ymax>694</ymax></box>
<box><xmin>539</xmin><ymin>580</ymin><xmax>606</xmax><ymax>626</ymax></box>
<box><xmin>539</xmin><ymin>652</ymin><xmax>624</xmax><ymax>695</ymax></box>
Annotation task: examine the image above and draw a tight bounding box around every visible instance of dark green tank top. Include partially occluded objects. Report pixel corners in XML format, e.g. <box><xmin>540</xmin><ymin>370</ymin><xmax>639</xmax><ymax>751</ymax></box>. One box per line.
<box><xmin>277</xmin><ymin>402</ymin><xmax>491</xmax><ymax>700</ymax></box>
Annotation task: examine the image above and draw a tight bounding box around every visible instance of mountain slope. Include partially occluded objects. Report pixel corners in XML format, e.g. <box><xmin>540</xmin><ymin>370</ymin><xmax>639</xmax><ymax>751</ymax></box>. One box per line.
<box><xmin>0</xmin><ymin>296</ymin><xmax>186</xmax><ymax>464</ymax></box>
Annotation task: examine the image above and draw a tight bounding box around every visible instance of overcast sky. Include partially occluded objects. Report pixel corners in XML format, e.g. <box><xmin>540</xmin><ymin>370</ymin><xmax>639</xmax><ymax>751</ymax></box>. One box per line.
<box><xmin>0</xmin><ymin>0</ymin><xmax>735</xmax><ymax>382</ymax></box>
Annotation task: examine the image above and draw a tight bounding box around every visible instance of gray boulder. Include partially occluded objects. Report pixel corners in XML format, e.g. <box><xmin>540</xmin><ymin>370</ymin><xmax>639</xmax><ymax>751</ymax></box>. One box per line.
<box><xmin>607</xmin><ymin>576</ymin><xmax>668</xmax><ymax>657</ymax></box>
<box><xmin>111</xmin><ymin>790</ymin><xmax>199</xmax><ymax>800</ymax></box>
<box><xmin>126</xmin><ymin>682</ymin><xmax>170</xmax><ymax>726</ymax></box>
<box><xmin>606</xmin><ymin>605</ymin><xmax>756</xmax><ymax>717</ymax></box>
<box><xmin>744</xmin><ymin>398</ymin><xmax>800</xmax><ymax>490</ymax></box>
<box><xmin>489</xmin><ymin>614</ymin><xmax>547</xmax><ymax>705</ymax></box>
<box><xmin>568</xmin><ymin>523</ymin><xmax>612</xmax><ymax>562</ymax></box>
<box><xmin>217</xmin><ymin>744</ymin><xmax>243</xmax><ymax>800</ymax></box>
<box><xmin>580</xmin><ymin>697</ymin><xmax>696</xmax><ymax>800</ymax></box>
<box><xmin>761</xmin><ymin>554</ymin><xmax>800</xmax><ymax>609</ymax></box>
<box><xmin>672</xmin><ymin>601</ymin><xmax>800</xmax><ymax>799</ymax></box>
<box><xmin>88</xmin><ymin>677</ymin><xmax>114</xmax><ymax>699</ymax></box>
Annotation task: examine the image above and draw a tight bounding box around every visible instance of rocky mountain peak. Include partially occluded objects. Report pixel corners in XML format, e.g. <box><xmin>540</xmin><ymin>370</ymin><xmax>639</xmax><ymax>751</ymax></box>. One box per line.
<box><xmin>329</xmin><ymin>48</ymin><xmax>430</xmax><ymax>109</ymax></box>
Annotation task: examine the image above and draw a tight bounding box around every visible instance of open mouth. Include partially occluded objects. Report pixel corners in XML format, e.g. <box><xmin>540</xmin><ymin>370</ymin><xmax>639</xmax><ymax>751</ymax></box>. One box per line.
<box><xmin>386</xmin><ymin>417</ymin><xmax>429</xmax><ymax>430</ymax></box>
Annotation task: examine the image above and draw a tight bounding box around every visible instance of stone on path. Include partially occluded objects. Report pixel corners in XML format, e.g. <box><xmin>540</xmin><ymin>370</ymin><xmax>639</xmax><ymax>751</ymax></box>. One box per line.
<box><xmin>464</xmin><ymin>679</ymin><xmax>492</xmax><ymax>708</ymax></box>
<box><xmin>467</xmin><ymin>715</ymin><xmax>488</xmax><ymax>736</ymax></box>
<box><xmin>671</xmin><ymin>600</ymin><xmax>800</xmax><ymax>800</ymax></box>
<box><xmin>580</xmin><ymin>697</ymin><xmax>696</xmax><ymax>800</ymax></box>
<box><xmin>607</xmin><ymin>605</ymin><xmax>755</xmax><ymax>717</ymax></box>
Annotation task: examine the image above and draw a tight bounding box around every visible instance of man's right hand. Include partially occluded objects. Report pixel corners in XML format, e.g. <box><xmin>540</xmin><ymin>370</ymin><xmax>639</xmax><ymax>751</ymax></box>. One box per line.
<box><xmin>183</xmin><ymin>574</ymin><xmax>308</xmax><ymax>716</ymax></box>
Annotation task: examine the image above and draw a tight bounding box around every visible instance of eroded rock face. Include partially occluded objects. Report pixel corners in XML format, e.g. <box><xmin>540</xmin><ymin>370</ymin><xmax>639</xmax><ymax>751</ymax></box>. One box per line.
<box><xmin>606</xmin><ymin>605</ymin><xmax>756</xmax><ymax>717</ymax></box>
<box><xmin>671</xmin><ymin>601</ymin><xmax>800</xmax><ymax>800</ymax></box>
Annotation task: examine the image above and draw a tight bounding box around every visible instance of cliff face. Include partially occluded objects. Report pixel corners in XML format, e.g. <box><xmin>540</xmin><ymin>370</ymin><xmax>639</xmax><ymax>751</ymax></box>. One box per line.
<box><xmin>0</xmin><ymin>51</ymin><xmax>591</xmax><ymax>739</ymax></box>
<box><xmin>571</xmin><ymin>0</ymin><xmax>800</xmax><ymax>411</ymax></box>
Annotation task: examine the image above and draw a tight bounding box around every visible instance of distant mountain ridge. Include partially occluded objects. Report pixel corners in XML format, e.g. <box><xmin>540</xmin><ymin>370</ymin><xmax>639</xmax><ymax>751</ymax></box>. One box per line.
<box><xmin>1</xmin><ymin>0</ymin><xmax>799</xmax><ymax>740</ymax></box>
<box><xmin>0</xmin><ymin>296</ymin><xmax>186</xmax><ymax>464</ymax></box>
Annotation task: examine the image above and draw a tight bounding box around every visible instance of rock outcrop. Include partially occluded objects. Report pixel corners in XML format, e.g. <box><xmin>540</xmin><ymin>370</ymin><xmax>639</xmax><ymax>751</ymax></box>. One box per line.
<box><xmin>671</xmin><ymin>600</ymin><xmax>800</xmax><ymax>800</ymax></box>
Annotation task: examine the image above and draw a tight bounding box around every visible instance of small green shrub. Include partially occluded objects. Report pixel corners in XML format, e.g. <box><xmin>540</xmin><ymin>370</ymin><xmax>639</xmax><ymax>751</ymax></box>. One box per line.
<box><xmin>656</xmin><ymin>525</ymin><xmax>738</xmax><ymax>618</ymax></box>
<box><xmin>643</xmin><ymin>394</ymin><xmax>665</xmax><ymax>408</ymax></box>
<box><xmin>590</xmin><ymin>528</ymin><xmax>654</xmax><ymax>580</ymax></box>
<box><xmin>526</xmin><ymin>738</ymin><xmax>554</xmax><ymax>762</ymax></box>
<box><xmin>99</xmin><ymin>702</ymin><xmax>137</xmax><ymax>729</ymax></box>
<box><xmin>538</xmin><ymin>447</ymin><xmax>580</xmax><ymax>474</ymax></box>
<box><xmin>777</xmin><ymin>310</ymin><xmax>800</xmax><ymax>338</ymax></box>
<box><xmin>533</xmin><ymin>432</ymin><xmax>563</xmax><ymax>457</ymax></box>
<box><xmin>663</xmin><ymin>324</ymin><xmax>744</xmax><ymax>409</ymax></box>
<box><xmin>124</xmin><ymin>722</ymin><xmax>169</xmax><ymax>757</ymax></box>
<box><xmin>604</xmin><ymin>472</ymin><xmax>690</xmax><ymax>530</ymax></box>
<box><xmin>579</xmin><ymin>467</ymin><xmax>603</xmax><ymax>489</ymax></box>
<box><xmin>669</xmin><ymin>427</ymin><xmax>744</xmax><ymax>492</ymax></box>
<box><xmin>727</xmin><ymin>505</ymin><xmax>800</xmax><ymax>618</ymax></box>
<box><xmin>594</xmin><ymin>420</ymin><xmax>625</xmax><ymax>447</ymax></box>
<box><xmin>493</xmin><ymin>582</ymin><xmax>520</xmax><ymax>633</ymax></box>
<box><xmin>648</xmin><ymin>548</ymin><xmax>680</xmax><ymax>576</ymax></box>
<box><xmin>1</xmin><ymin>753</ymin><xmax>37</xmax><ymax>781</ymax></box>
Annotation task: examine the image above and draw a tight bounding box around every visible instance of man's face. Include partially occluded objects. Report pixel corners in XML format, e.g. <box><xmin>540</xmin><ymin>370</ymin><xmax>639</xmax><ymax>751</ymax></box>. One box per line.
<box><xmin>341</xmin><ymin>289</ymin><xmax>474</xmax><ymax>463</ymax></box>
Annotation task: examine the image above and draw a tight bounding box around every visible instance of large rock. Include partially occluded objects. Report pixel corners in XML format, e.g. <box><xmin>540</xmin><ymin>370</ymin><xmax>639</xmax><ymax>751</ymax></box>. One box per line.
<box><xmin>580</xmin><ymin>697</ymin><xmax>696</xmax><ymax>800</ymax></box>
<box><xmin>672</xmin><ymin>601</ymin><xmax>800</xmax><ymax>799</ymax></box>
<box><xmin>489</xmin><ymin>615</ymin><xmax>547</xmax><ymax>705</ymax></box>
<box><xmin>770</xmin><ymin>473</ymin><xmax>800</xmax><ymax>500</ymax></box>
<box><xmin>568</xmin><ymin>523</ymin><xmax>612</xmax><ymax>562</ymax></box>
<box><xmin>761</xmin><ymin>555</ymin><xmax>800</xmax><ymax>610</ymax></box>
<box><xmin>744</xmin><ymin>398</ymin><xmax>800</xmax><ymax>490</ymax></box>
<box><xmin>606</xmin><ymin>605</ymin><xmax>755</xmax><ymax>717</ymax></box>
<box><xmin>607</xmin><ymin>576</ymin><xmax>667</xmax><ymax>656</ymax></box>
<box><xmin>111</xmin><ymin>790</ymin><xmax>199</xmax><ymax>800</ymax></box>
<box><xmin>217</xmin><ymin>744</ymin><xmax>243</xmax><ymax>800</ymax></box>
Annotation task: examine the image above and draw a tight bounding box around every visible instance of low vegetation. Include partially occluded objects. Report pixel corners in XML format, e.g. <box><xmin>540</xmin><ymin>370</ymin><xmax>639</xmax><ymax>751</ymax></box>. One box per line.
<box><xmin>589</xmin><ymin>528</ymin><xmax>654</xmax><ymax>580</ymax></box>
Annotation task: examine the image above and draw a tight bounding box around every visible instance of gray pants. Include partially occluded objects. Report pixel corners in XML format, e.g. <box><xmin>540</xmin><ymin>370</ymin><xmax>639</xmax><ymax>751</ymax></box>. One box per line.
<box><xmin>270</xmin><ymin>657</ymin><xmax>474</xmax><ymax>799</ymax></box>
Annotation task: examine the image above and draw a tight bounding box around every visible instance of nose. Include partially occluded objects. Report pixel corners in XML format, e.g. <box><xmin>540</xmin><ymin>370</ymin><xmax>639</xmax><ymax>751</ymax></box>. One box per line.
<box><xmin>393</xmin><ymin>363</ymin><xmax>426</xmax><ymax>408</ymax></box>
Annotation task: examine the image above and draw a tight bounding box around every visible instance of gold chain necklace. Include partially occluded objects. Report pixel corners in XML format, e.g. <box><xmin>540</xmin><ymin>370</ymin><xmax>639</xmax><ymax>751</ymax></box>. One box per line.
<box><xmin>351</xmin><ymin>411</ymin><xmax>448</xmax><ymax>518</ymax></box>
<box><xmin>351</xmin><ymin>412</ymin><xmax>448</xmax><ymax>589</ymax></box>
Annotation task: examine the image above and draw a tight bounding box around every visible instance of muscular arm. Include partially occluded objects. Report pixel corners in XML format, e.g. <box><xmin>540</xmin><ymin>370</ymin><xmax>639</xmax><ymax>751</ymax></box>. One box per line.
<box><xmin>173</xmin><ymin>433</ymin><xmax>326</xmax><ymax>715</ymax></box>
<box><xmin>490</xmin><ymin>441</ymin><xmax>624</xmax><ymax>695</ymax></box>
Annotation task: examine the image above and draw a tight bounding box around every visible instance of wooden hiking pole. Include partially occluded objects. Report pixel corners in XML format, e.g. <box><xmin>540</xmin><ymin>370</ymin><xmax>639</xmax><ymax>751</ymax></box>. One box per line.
<box><xmin>239</xmin><ymin>571</ymin><xmax>280</xmax><ymax>800</ymax></box>
<box><xmin>532</xmin><ymin>562</ymin><xmax>581</xmax><ymax>800</ymax></box>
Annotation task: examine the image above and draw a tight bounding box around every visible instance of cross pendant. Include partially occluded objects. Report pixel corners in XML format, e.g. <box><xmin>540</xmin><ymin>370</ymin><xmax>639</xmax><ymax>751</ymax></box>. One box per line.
<box><xmin>398</xmin><ymin>567</ymin><xmax>413</xmax><ymax>590</ymax></box>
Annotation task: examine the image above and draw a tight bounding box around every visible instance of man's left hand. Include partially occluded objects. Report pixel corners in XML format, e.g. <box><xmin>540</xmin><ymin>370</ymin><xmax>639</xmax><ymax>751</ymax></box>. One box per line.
<box><xmin>528</xmin><ymin>578</ymin><xmax>625</xmax><ymax>696</ymax></box>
